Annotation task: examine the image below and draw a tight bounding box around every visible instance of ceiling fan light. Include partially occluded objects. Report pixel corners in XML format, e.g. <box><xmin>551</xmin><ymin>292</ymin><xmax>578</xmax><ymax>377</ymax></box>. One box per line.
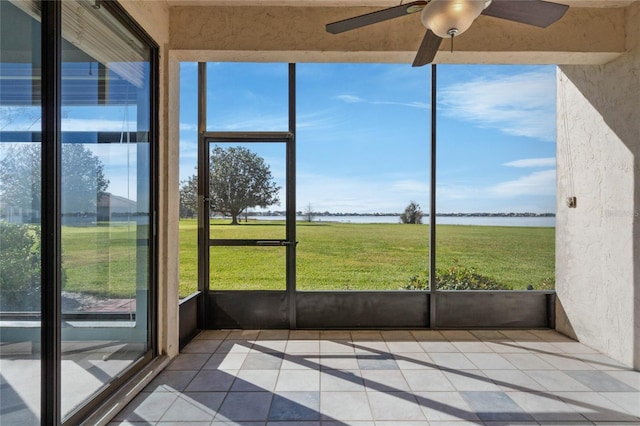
<box><xmin>421</xmin><ymin>0</ymin><xmax>486</xmax><ymax>38</ymax></box>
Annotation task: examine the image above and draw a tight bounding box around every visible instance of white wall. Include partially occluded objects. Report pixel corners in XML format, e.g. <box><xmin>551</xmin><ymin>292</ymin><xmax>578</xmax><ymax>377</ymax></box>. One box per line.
<box><xmin>556</xmin><ymin>2</ymin><xmax>640</xmax><ymax>369</ymax></box>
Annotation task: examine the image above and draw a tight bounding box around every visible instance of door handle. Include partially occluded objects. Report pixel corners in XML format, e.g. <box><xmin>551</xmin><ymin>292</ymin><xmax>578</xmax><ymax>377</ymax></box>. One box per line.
<box><xmin>256</xmin><ymin>240</ymin><xmax>298</xmax><ymax>246</ymax></box>
<box><xmin>256</xmin><ymin>240</ymin><xmax>282</xmax><ymax>246</ymax></box>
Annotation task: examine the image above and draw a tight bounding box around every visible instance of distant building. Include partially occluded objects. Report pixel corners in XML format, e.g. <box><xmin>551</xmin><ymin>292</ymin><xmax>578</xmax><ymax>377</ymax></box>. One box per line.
<box><xmin>97</xmin><ymin>193</ymin><xmax>138</xmax><ymax>221</ymax></box>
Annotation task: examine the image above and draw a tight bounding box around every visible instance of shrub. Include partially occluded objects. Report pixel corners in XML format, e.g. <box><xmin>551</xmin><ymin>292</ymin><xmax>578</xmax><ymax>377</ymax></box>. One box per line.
<box><xmin>401</xmin><ymin>260</ymin><xmax>512</xmax><ymax>291</ymax></box>
<box><xmin>532</xmin><ymin>276</ymin><xmax>555</xmax><ymax>290</ymax></box>
<box><xmin>0</xmin><ymin>222</ymin><xmax>41</xmax><ymax>310</ymax></box>
<box><xmin>400</xmin><ymin>201</ymin><xmax>423</xmax><ymax>224</ymax></box>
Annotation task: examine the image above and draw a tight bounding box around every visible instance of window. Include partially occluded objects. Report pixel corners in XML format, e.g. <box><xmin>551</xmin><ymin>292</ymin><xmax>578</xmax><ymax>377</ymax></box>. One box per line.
<box><xmin>297</xmin><ymin>63</ymin><xmax>431</xmax><ymax>291</ymax></box>
<box><xmin>60</xmin><ymin>1</ymin><xmax>154</xmax><ymax>418</ymax></box>
<box><xmin>179</xmin><ymin>62</ymin><xmax>556</xmax><ymax>329</ymax></box>
<box><xmin>178</xmin><ymin>62</ymin><xmax>198</xmax><ymax>297</ymax></box>
<box><xmin>1</xmin><ymin>1</ymin><xmax>157</xmax><ymax>422</ymax></box>
<box><xmin>0</xmin><ymin>0</ymin><xmax>42</xmax><ymax>422</ymax></box>
<box><xmin>435</xmin><ymin>65</ymin><xmax>556</xmax><ymax>291</ymax></box>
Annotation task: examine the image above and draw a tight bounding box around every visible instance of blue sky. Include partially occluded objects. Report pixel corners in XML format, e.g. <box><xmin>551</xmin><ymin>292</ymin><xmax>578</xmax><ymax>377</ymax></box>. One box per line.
<box><xmin>179</xmin><ymin>62</ymin><xmax>557</xmax><ymax>214</ymax></box>
<box><xmin>1</xmin><ymin>61</ymin><xmax>556</xmax><ymax>214</ymax></box>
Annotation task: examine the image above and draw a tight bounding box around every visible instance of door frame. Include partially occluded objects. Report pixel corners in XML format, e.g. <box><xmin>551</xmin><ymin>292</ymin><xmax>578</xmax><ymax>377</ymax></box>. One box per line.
<box><xmin>197</xmin><ymin>63</ymin><xmax>297</xmax><ymax>329</ymax></box>
<box><xmin>200</xmin><ymin>133</ymin><xmax>296</xmax><ymax>329</ymax></box>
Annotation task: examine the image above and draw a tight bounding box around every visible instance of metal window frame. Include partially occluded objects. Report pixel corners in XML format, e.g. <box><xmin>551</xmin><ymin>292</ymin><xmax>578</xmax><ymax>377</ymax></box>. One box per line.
<box><xmin>197</xmin><ymin>62</ymin><xmax>208</xmax><ymax>330</ymax></box>
<box><xmin>198</xmin><ymin>64</ymin><xmax>298</xmax><ymax>328</ymax></box>
<box><xmin>202</xmin><ymin>130</ymin><xmax>296</xmax><ymax>321</ymax></box>
<box><xmin>34</xmin><ymin>0</ymin><xmax>160</xmax><ymax>424</ymax></box>
<box><xmin>429</xmin><ymin>64</ymin><xmax>437</xmax><ymax>327</ymax></box>
<box><xmin>202</xmin><ymin>133</ymin><xmax>294</xmax><ymax>241</ymax></box>
<box><xmin>62</xmin><ymin>2</ymin><xmax>160</xmax><ymax>424</ymax></box>
<box><xmin>41</xmin><ymin>1</ymin><xmax>62</xmax><ymax>424</ymax></box>
<box><xmin>193</xmin><ymin>62</ymin><xmax>555</xmax><ymax>331</ymax></box>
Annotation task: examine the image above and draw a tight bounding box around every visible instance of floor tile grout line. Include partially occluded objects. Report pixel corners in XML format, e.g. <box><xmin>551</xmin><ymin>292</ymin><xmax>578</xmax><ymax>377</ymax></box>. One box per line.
<box><xmin>117</xmin><ymin>330</ymin><xmax>640</xmax><ymax>425</ymax></box>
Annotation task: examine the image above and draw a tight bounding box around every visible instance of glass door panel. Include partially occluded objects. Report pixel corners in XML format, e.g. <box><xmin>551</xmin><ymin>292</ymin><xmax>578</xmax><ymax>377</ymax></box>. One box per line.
<box><xmin>206</xmin><ymin>137</ymin><xmax>290</xmax><ymax>293</ymax></box>
<box><xmin>60</xmin><ymin>1</ymin><xmax>153</xmax><ymax>419</ymax></box>
<box><xmin>0</xmin><ymin>1</ymin><xmax>42</xmax><ymax>422</ymax></box>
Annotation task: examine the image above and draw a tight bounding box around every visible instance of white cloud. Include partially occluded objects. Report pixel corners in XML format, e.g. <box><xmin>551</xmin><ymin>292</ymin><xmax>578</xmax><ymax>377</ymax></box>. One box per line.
<box><xmin>85</xmin><ymin>144</ymin><xmax>141</xmax><ymax>169</ymax></box>
<box><xmin>435</xmin><ymin>169</ymin><xmax>556</xmax><ymax>212</ymax></box>
<box><xmin>178</xmin><ymin>142</ymin><xmax>198</xmax><ymax>179</ymax></box>
<box><xmin>180</xmin><ymin>122</ymin><xmax>197</xmax><ymax>132</ymax></box>
<box><xmin>334</xmin><ymin>94</ymin><xmax>428</xmax><ymax>110</ymax></box>
<box><xmin>297</xmin><ymin>172</ymin><xmax>429</xmax><ymax>213</ymax></box>
<box><xmin>489</xmin><ymin>169</ymin><xmax>556</xmax><ymax>198</ymax></box>
<box><xmin>503</xmin><ymin>157</ymin><xmax>556</xmax><ymax>168</ymax></box>
<box><xmin>217</xmin><ymin>114</ymin><xmax>288</xmax><ymax>131</ymax></box>
<box><xmin>297</xmin><ymin>110</ymin><xmax>340</xmax><ymax>130</ymax></box>
<box><xmin>436</xmin><ymin>182</ymin><xmax>481</xmax><ymax>201</ymax></box>
<box><xmin>391</xmin><ymin>179</ymin><xmax>429</xmax><ymax>193</ymax></box>
<box><xmin>371</xmin><ymin>100</ymin><xmax>429</xmax><ymax>109</ymax></box>
<box><xmin>0</xmin><ymin>107</ymin><xmax>41</xmax><ymax>130</ymax></box>
<box><xmin>61</xmin><ymin>118</ymin><xmax>138</xmax><ymax>132</ymax></box>
<box><xmin>335</xmin><ymin>94</ymin><xmax>364</xmax><ymax>103</ymax></box>
<box><xmin>104</xmin><ymin>171</ymin><xmax>138</xmax><ymax>201</ymax></box>
<box><xmin>439</xmin><ymin>69</ymin><xmax>556</xmax><ymax>141</ymax></box>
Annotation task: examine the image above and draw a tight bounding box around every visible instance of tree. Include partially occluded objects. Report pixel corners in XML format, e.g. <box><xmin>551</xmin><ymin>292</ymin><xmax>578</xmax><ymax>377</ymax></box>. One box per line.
<box><xmin>400</xmin><ymin>201</ymin><xmax>423</xmax><ymax>224</ymax></box>
<box><xmin>61</xmin><ymin>144</ymin><xmax>110</xmax><ymax>214</ymax></box>
<box><xmin>303</xmin><ymin>203</ymin><xmax>315</xmax><ymax>222</ymax></box>
<box><xmin>0</xmin><ymin>144</ymin><xmax>41</xmax><ymax>221</ymax></box>
<box><xmin>209</xmin><ymin>146</ymin><xmax>280</xmax><ymax>225</ymax></box>
<box><xmin>0</xmin><ymin>223</ymin><xmax>41</xmax><ymax>310</ymax></box>
<box><xmin>0</xmin><ymin>143</ymin><xmax>109</xmax><ymax>221</ymax></box>
<box><xmin>179</xmin><ymin>174</ymin><xmax>198</xmax><ymax>218</ymax></box>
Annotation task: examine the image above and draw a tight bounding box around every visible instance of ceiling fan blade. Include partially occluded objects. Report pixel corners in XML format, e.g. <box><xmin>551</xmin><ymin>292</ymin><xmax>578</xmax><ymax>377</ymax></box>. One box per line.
<box><xmin>481</xmin><ymin>0</ymin><xmax>569</xmax><ymax>28</ymax></box>
<box><xmin>412</xmin><ymin>30</ymin><xmax>442</xmax><ymax>67</ymax></box>
<box><xmin>326</xmin><ymin>1</ymin><xmax>426</xmax><ymax>34</ymax></box>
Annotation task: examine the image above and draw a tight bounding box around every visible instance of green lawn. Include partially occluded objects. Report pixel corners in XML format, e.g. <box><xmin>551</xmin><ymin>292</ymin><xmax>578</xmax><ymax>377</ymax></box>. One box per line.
<box><xmin>61</xmin><ymin>222</ymin><xmax>148</xmax><ymax>298</ymax></box>
<box><xmin>178</xmin><ymin>219</ymin><xmax>554</xmax><ymax>297</ymax></box>
<box><xmin>59</xmin><ymin>219</ymin><xmax>555</xmax><ymax>298</ymax></box>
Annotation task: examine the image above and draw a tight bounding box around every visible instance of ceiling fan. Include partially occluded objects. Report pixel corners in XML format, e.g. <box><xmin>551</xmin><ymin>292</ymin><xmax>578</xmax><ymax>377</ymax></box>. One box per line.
<box><xmin>326</xmin><ymin>0</ymin><xmax>569</xmax><ymax>67</ymax></box>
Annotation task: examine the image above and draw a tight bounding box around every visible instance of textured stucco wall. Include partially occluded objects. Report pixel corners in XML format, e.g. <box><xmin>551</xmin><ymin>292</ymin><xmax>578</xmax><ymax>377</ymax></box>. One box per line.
<box><xmin>119</xmin><ymin>0</ymin><xmax>170</xmax><ymax>47</ymax></box>
<box><xmin>169</xmin><ymin>5</ymin><xmax>625</xmax><ymax>65</ymax></box>
<box><xmin>556</xmin><ymin>2</ymin><xmax>640</xmax><ymax>368</ymax></box>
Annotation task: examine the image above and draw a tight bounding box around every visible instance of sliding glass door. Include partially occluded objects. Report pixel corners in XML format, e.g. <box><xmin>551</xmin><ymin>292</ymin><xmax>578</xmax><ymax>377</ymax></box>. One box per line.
<box><xmin>0</xmin><ymin>1</ymin><xmax>42</xmax><ymax>422</ymax></box>
<box><xmin>59</xmin><ymin>1</ymin><xmax>155</xmax><ymax>420</ymax></box>
<box><xmin>0</xmin><ymin>1</ymin><xmax>157</xmax><ymax>423</ymax></box>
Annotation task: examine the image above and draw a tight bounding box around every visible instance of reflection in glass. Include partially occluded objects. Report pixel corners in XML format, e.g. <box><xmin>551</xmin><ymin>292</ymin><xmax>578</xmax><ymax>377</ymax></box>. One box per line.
<box><xmin>0</xmin><ymin>0</ymin><xmax>42</xmax><ymax>423</ymax></box>
<box><xmin>60</xmin><ymin>1</ymin><xmax>152</xmax><ymax>418</ymax></box>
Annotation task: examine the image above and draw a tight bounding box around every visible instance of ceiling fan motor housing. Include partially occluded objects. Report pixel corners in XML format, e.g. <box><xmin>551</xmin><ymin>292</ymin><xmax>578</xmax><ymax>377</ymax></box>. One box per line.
<box><xmin>421</xmin><ymin>0</ymin><xmax>491</xmax><ymax>38</ymax></box>
<box><xmin>325</xmin><ymin>0</ymin><xmax>568</xmax><ymax>67</ymax></box>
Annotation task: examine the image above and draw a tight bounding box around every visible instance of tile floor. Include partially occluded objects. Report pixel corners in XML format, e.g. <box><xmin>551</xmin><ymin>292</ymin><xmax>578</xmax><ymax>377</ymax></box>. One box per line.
<box><xmin>110</xmin><ymin>329</ymin><xmax>640</xmax><ymax>425</ymax></box>
<box><xmin>0</xmin><ymin>340</ymin><xmax>145</xmax><ymax>423</ymax></box>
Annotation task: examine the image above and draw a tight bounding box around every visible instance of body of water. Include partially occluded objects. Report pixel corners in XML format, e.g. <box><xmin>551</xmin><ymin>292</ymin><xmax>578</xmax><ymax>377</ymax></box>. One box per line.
<box><xmin>248</xmin><ymin>215</ymin><xmax>556</xmax><ymax>227</ymax></box>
